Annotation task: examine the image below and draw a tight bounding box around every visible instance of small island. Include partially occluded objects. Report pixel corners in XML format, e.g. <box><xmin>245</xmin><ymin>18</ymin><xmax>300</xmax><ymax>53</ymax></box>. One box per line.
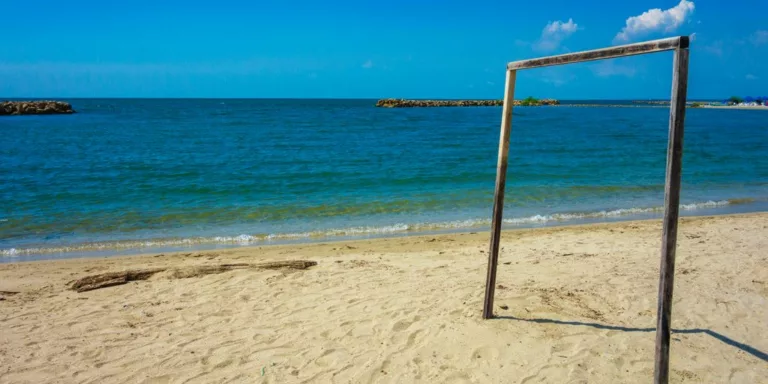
<box><xmin>376</xmin><ymin>97</ymin><xmax>559</xmax><ymax>108</ymax></box>
<box><xmin>0</xmin><ymin>101</ymin><xmax>76</xmax><ymax>116</ymax></box>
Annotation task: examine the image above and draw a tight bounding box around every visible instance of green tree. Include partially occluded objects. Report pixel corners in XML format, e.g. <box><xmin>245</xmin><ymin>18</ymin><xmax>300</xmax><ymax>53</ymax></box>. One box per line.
<box><xmin>728</xmin><ymin>96</ymin><xmax>744</xmax><ymax>104</ymax></box>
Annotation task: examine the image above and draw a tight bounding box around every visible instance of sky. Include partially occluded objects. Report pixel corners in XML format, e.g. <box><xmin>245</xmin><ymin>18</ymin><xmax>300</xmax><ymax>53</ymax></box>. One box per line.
<box><xmin>2</xmin><ymin>0</ymin><xmax>767</xmax><ymax>99</ymax></box>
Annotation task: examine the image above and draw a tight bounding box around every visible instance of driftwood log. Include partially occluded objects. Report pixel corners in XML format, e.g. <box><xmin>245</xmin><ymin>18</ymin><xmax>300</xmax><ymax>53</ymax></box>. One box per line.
<box><xmin>69</xmin><ymin>260</ymin><xmax>317</xmax><ymax>292</ymax></box>
<box><xmin>0</xmin><ymin>290</ymin><xmax>20</xmax><ymax>301</ymax></box>
<box><xmin>70</xmin><ymin>268</ymin><xmax>166</xmax><ymax>293</ymax></box>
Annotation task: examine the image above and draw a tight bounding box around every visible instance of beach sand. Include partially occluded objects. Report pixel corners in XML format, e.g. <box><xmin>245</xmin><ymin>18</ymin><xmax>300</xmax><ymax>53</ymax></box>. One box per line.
<box><xmin>1</xmin><ymin>213</ymin><xmax>766</xmax><ymax>383</ymax></box>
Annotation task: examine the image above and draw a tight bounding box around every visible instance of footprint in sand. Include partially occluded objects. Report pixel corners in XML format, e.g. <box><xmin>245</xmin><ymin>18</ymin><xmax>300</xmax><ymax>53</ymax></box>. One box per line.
<box><xmin>444</xmin><ymin>372</ymin><xmax>472</xmax><ymax>383</ymax></box>
<box><xmin>392</xmin><ymin>315</ymin><xmax>421</xmax><ymax>332</ymax></box>
<box><xmin>315</xmin><ymin>348</ymin><xmax>348</xmax><ymax>368</ymax></box>
<box><xmin>471</xmin><ymin>345</ymin><xmax>500</xmax><ymax>361</ymax></box>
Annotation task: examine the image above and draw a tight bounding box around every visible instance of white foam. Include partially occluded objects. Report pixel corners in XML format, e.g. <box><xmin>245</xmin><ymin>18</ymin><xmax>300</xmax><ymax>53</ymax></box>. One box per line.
<box><xmin>681</xmin><ymin>200</ymin><xmax>730</xmax><ymax>210</ymax></box>
<box><xmin>0</xmin><ymin>199</ymin><xmax>741</xmax><ymax>257</ymax></box>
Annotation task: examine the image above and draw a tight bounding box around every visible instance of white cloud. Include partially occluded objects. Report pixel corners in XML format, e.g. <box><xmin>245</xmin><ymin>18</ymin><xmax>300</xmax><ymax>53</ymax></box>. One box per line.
<box><xmin>541</xmin><ymin>75</ymin><xmax>574</xmax><ymax>87</ymax></box>
<box><xmin>751</xmin><ymin>30</ymin><xmax>768</xmax><ymax>46</ymax></box>
<box><xmin>533</xmin><ymin>18</ymin><xmax>579</xmax><ymax>52</ymax></box>
<box><xmin>362</xmin><ymin>60</ymin><xmax>373</xmax><ymax>69</ymax></box>
<box><xmin>590</xmin><ymin>60</ymin><xmax>637</xmax><ymax>77</ymax></box>
<box><xmin>486</xmin><ymin>81</ymin><xmax>495</xmax><ymax>86</ymax></box>
<box><xmin>746</xmin><ymin>74</ymin><xmax>758</xmax><ymax>80</ymax></box>
<box><xmin>537</xmin><ymin>68</ymin><xmax>576</xmax><ymax>86</ymax></box>
<box><xmin>515</xmin><ymin>39</ymin><xmax>530</xmax><ymax>48</ymax></box>
<box><xmin>544</xmin><ymin>18</ymin><xmax>579</xmax><ymax>35</ymax></box>
<box><xmin>702</xmin><ymin>40</ymin><xmax>723</xmax><ymax>57</ymax></box>
<box><xmin>614</xmin><ymin>0</ymin><xmax>695</xmax><ymax>43</ymax></box>
<box><xmin>541</xmin><ymin>77</ymin><xmax>569</xmax><ymax>86</ymax></box>
<box><xmin>689</xmin><ymin>32</ymin><xmax>697</xmax><ymax>41</ymax></box>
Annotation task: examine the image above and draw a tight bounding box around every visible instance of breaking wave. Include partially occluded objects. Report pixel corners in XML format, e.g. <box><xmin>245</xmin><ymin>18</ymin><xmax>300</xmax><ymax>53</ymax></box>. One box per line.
<box><xmin>0</xmin><ymin>199</ymin><xmax>753</xmax><ymax>257</ymax></box>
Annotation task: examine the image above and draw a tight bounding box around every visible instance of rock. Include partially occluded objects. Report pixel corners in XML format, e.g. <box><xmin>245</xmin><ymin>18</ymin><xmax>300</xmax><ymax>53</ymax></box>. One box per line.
<box><xmin>633</xmin><ymin>100</ymin><xmax>669</xmax><ymax>105</ymax></box>
<box><xmin>375</xmin><ymin>98</ymin><xmax>559</xmax><ymax>108</ymax></box>
<box><xmin>0</xmin><ymin>101</ymin><xmax>76</xmax><ymax>116</ymax></box>
<box><xmin>376</xmin><ymin>99</ymin><xmax>504</xmax><ymax>108</ymax></box>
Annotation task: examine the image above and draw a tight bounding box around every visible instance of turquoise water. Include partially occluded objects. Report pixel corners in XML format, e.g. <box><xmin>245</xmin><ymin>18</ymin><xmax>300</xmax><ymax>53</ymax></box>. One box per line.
<box><xmin>1</xmin><ymin>99</ymin><xmax>767</xmax><ymax>261</ymax></box>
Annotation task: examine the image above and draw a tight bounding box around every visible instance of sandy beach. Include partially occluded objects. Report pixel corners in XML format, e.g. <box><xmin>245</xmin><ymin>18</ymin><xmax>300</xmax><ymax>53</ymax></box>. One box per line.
<box><xmin>1</xmin><ymin>213</ymin><xmax>766</xmax><ymax>383</ymax></box>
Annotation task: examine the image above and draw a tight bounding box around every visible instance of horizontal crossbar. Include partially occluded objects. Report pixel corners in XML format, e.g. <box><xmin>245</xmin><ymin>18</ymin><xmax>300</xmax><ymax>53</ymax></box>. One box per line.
<box><xmin>507</xmin><ymin>36</ymin><xmax>689</xmax><ymax>70</ymax></box>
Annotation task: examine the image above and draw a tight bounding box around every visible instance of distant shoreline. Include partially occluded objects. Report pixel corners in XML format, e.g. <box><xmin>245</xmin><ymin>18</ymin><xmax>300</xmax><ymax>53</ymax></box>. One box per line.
<box><xmin>697</xmin><ymin>105</ymin><xmax>768</xmax><ymax>110</ymax></box>
<box><xmin>374</xmin><ymin>99</ymin><xmax>768</xmax><ymax>109</ymax></box>
<box><xmin>375</xmin><ymin>98</ymin><xmax>559</xmax><ymax>107</ymax></box>
<box><xmin>556</xmin><ymin>104</ymin><xmax>768</xmax><ymax>110</ymax></box>
<box><xmin>373</xmin><ymin>98</ymin><xmax>768</xmax><ymax>109</ymax></box>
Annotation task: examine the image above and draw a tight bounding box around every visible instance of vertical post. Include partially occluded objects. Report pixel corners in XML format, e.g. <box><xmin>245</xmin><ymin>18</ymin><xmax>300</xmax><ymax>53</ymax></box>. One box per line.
<box><xmin>653</xmin><ymin>41</ymin><xmax>689</xmax><ymax>384</ymax></box>
<box><xmin>483</xmin><ymin>69</ymin><xmax>517</xmax><ymax>319</ymax></box>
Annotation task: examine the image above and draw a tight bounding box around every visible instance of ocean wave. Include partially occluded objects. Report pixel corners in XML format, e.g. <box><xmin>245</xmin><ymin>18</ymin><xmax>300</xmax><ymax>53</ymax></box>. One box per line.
<box><xmin>500</xmin><ymin>199</ymin><xmax>734</xmax><ymax>225</ymax></box>
<box><xmin>0</xmin><ymin>199</ymin><xmax>752</xmax><ymax>257</ymax></box>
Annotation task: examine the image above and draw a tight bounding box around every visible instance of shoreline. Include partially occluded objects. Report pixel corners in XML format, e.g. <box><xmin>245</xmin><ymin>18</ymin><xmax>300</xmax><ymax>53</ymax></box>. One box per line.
<box><xmin>2</xmin><ymin>195</ymin><xmax>766</xmax><ymax>262</ymax></box>
<box><xmin>1</xmin><ymin>212</ymin><xmax>766</xmax><ymax>383</ymax></box>
<box><xmin>3</xmin><ymin>198</ymin><xmax>766</xmax><ymax>262</ymax></box>
<box><xmin>4</xmin><ymin>210</ymin><xmax>766</xmax><ymax>265</ymax></box>
<box><xmin>374</xmin><ymin>100</ymin><xmax>768</xmax><ymax>109</ymax></box>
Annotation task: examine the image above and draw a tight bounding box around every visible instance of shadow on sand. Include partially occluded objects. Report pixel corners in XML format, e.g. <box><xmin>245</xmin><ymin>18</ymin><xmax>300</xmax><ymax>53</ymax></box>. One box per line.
<box><xmin>495</xmin><ymin>315</ymin><xmax>767</xmax><ymax>362</ymax></box>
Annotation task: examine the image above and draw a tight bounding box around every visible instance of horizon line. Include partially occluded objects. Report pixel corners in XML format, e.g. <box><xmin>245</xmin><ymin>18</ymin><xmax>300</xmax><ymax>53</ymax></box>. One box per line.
<box><xmin>1</xmin><ymin>96</ymin><xmax>731</xmax><ymax>101</ymax></box>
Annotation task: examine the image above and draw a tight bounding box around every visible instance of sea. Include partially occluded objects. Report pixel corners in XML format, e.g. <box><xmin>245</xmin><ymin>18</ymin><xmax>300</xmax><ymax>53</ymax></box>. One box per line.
<box><xmin>1</xmin><ymin>99</ymin><xmax>766</xmax><ymax>262</ymax></box>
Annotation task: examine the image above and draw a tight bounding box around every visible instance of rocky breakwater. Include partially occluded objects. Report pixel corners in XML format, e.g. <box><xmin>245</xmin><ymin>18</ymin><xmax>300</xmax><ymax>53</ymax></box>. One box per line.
<box><xmin>515</xmin><ymin>98</ymin><xmax>559</xmax><ymax>106</ymax></box>
<box><xmin>0</xmin><ymin>101</ymin><xmax>76</xmax><ymax>116</ymax></box>
<box><xmin>375</xmin><ymin>98</ymin><xmax>559</xmax><ymax>108</ymax></box>
<box><xmin>632</xmin><ymin>100</ymin><xmax>670</xmax><ymax>106</ymax></box>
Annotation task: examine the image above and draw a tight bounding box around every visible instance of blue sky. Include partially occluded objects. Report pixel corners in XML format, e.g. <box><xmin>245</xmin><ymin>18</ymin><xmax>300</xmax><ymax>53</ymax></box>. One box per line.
<box><xmin>2</xmin><ymin>0</ymin><xmax>767</xmax><ymax>99</ymax></box>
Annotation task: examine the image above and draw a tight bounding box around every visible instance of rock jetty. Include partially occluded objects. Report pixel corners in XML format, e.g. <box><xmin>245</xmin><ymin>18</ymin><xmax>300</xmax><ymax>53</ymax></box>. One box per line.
<box><xmin>0</xmin><ymin>101</ymin><xmax>76</xmax><ymax>116</ymax></box>
<box><xmin>632</xmin><ymin>100</ymin><xmax>670</xmax><ymax>105</ymax></box>
<box><xmin>514</xmin><ymin>98</ymin><xmax>559</xmax><ymax>106</ymax></box>
<box><xmin>375</xmin><ymin>98</ymin><xmax>559</xmax><ymax>108</ymax></box>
